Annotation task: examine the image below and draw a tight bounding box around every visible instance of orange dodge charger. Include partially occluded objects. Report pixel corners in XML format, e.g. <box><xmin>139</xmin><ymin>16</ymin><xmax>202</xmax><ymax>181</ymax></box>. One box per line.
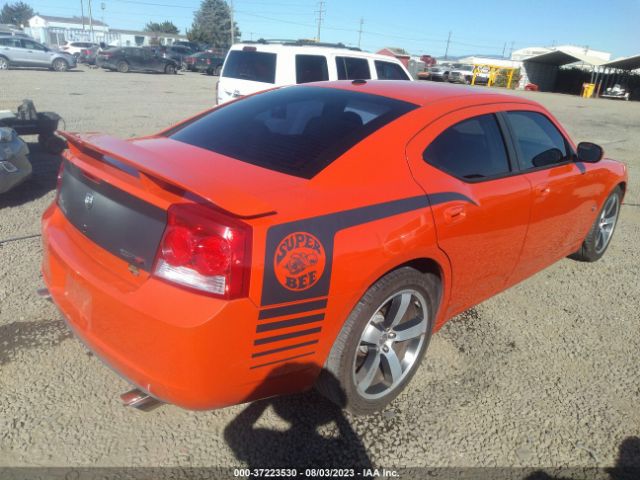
<box><xmin>41</xmin><ymin>81</ymin><xmax>627</xmax><ymax>414</ymax></box>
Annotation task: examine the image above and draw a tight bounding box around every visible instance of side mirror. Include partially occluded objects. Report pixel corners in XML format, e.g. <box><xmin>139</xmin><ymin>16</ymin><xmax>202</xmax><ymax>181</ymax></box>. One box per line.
<box><xmin>577</xmin><ymin>142</ymin><xmax>604</xmax><ymax>163</ymax></box>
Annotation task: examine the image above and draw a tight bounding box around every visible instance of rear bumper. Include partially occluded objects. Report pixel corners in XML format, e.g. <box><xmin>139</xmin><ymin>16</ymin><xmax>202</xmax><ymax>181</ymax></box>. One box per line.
<box><xmin>41</xmin><ymin>203</ymin><xmax>306</xmax><ymax>410</ymax></box>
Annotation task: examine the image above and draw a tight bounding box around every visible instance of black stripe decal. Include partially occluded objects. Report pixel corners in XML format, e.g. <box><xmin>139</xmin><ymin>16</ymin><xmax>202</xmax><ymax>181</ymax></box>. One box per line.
<box><xmin>256</xmin><ymin>313</ymin><xmax>324</xmax><ymax>333</ymax></box>
<box><xmin>428</xmin><ymin>191</ymin><xmax>479</xmax><ymax>207</ymax></box>
<box><xmin>258</xmin><ymin>299</ymin><xmax>328</xmax><ymax>320</ymax></box>
<box><xmin>252</xmin><ymin>340</ymin><xmax>319</xmax><ymax>358</ymax></box>
<box><xmin>261</xmin><ymin>193</ymin><xmax>475</xmax><ymax>307</ymax></box>
<box><xmin>254</xmin><ymin>327</ymin><xmax>322</xmax><ymax>346</ymax></box>
<box><xmin>250</xmin><ymin>351</ymin><xmax>315</xmax><ymax>369</ymax></box>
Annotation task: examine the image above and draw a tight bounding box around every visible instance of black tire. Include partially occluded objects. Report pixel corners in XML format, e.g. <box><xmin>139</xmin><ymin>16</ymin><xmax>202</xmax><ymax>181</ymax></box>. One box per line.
<box><xmin>0</xmin><ymin>56</ymin><xmax>9</xmax><ymax>70</ymax></box>
<box><xmin>117</xmin><ymin>60</ymin><xmax>129</xmax><ymax>73</ymax></box>
<box><xmin>570</xmin><ymin>186</ymin><xmax>623</xmax><ymax>262</ymax></box>
<box><xmin>52</xmin><ymin>58</ymin><xmax>69</xmax><ymax>72</ymax></box>
<box><xmin>165</xmin><ymin>63</ymin><xmax>176</xmax><ymax>74</ymax></box>
<box><xmin>316</xmin><ymin>267</ymin><xmax>439</xmax><ymax>415</ymax></box>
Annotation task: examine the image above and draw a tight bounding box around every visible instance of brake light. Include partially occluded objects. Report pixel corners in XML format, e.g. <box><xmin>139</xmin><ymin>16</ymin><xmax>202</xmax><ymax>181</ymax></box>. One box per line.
<box><xmin>153</xmin><ymin>203</ymin><xmax>251</xmax><ymax>299</ymax></box>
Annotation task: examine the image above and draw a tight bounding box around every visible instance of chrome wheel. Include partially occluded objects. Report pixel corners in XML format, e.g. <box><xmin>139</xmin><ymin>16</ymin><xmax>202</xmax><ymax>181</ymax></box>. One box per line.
<box><xmin>352</xmin><ymin>289</ymin><xmax>428</xmax><ymax>400</ymax></box>
<box><xmin>595</xmin><ymin>193</ymin><xmax>619</xmax><ymax>254</ymax></box>
<box><xmin>0</xmin><ymin>57</ymin><xmax>9</xmax><ymax>70</ymax></box>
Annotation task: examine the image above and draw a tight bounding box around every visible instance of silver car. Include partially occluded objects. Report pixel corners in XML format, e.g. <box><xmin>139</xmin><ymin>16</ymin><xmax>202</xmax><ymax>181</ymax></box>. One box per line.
<box><xmin>0</xmin><ymin>36</ymin><xmax>77</xmax><ymax>71</ymax></box>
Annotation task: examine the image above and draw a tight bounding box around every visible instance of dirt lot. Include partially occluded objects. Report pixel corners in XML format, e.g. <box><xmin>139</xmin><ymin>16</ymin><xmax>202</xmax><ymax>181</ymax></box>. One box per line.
<box><xmin>0</xmin><ymin>66</ymin><xmax>638</xmax><ymax>472</ymax></box>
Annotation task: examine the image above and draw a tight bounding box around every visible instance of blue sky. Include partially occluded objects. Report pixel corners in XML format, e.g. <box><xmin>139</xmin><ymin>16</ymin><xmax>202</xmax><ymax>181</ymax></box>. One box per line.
<box><xmin>15</xmin><ymin>0</ymin><xmax>640</xmax><ymax>58</ymax></box>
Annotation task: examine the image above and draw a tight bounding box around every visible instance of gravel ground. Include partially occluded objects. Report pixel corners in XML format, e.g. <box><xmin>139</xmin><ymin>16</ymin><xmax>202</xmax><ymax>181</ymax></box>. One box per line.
<box><xmin>0</xmin><ymin>66</ymin><xmax>638</xmax><ymax>472</ymax></box>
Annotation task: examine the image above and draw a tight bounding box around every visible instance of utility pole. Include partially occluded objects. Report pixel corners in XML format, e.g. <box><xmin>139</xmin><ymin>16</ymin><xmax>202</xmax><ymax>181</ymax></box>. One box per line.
<box><xmin>508</xmin><ymin>40</ymin><xmax>514</xmax><ymax>59</ymax></box>
<box><xmin>88</xmin><ymin>0</ymin><xmax>94</xmax><ymax>42</ymax></box>
<box><xmin>80</xmin><ymin>0</ymin><xmax>85</xmax><ymax>30</ymax></box>
<box><xmin>444</xmin><ymin>31</ymin><xmax>451</xmax><ymax>59</ymax></box>
<box><xmin>315</xmin><ymin>0</ymin><xmax>325</xmax><ymax>42</ymax></box>
<box><xmin>229</xmin><ymin>0</ymin><xmax>235</xmax><ymax>45</ymax></box>
<box><xmin>501</xmin><ymin>42</ymin><xmax>506</xmax><ymax>59</ymax></box>
<box><xmin>357</xmin><ymin>17</ymin><xmax>363</xmax><ymax>49</ymax></box>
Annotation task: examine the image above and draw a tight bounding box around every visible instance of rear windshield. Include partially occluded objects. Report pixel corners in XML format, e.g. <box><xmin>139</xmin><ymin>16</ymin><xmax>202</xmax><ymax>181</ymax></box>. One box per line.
<box><xmin>222</xmin><ymin>50</ymin><xmax>277</xmax><ymax>84</ymax></box>
<box><xmin>169</xmin><ymin>86</ymin><xmax>417</xmax><ymax>178</ymax></box>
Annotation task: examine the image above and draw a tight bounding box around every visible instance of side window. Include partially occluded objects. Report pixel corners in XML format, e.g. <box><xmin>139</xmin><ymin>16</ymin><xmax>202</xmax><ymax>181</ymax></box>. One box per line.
<box><xmin>21</xmin><ymin>40</ymin><xmax>44</xmax><ymax>50</ymax></box>
<box><xmin>507</xmin><ymin>111</ymin><xmax>569</xmax><ymax>170</ymax></box>
<box><xmin>423</xmin><ymin>114</ymin><xmax>511</xmax><ymax>180</ymax></box>
<box><xmin>0</xmin><ymin>37</ymin><xmax>20</xmax><ymax>47</ymax></box>
<box><xmin>335</xmin><ymin>56</ymin><xmax>371</xmax><ymax>80</ymax></box>
<box><xmin>295</xmin><ymin>54</ymin><xmax>328</xmax><ymax>84</ymax></box>
<box><xmin>374</xmin><ymin>60</ymin><xmax>410</xmax><ymax>80</ymax></box>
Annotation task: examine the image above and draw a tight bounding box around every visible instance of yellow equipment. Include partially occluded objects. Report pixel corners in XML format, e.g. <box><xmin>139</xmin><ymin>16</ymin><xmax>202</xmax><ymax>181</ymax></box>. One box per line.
<box><xmin>471</xmin><ymin>64</ymin><xmax>518</xmax><ymax>89</ymax></box>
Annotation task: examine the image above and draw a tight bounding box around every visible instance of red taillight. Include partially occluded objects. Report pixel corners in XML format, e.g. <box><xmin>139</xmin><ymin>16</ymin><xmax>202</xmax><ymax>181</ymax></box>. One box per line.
<box><xmin>206</xmin><ymin>59</ymin><xmax>211</xmax><ymax>65</ymax></box>
<box><xmin>153</xmin><ymin>203</ymin><xmax>251</xmax><ymax>299</ymax></box>
<box><xmin>81</xmin><ymin>49</ymin><xmax>90</xmax><ymax>55</ymax></box>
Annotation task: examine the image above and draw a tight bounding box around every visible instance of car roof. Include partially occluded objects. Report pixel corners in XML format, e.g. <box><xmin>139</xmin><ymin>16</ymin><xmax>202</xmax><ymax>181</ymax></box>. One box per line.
<box><xmin>305</xmin><ymin>80</ymin><xmax>534</xmax><ymax>108</ymax></box>
<box><xmin>230</xmin><ymin>42</ymin><xmax>405</xmax><ymax>62</ymax></box>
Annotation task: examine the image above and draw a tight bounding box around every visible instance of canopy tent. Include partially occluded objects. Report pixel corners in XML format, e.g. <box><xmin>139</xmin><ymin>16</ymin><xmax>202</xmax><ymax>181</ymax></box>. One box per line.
<box><xmin>602</xmin><ymin>54</ymin><xmax>640</xmax><ymax>71</ymax></box>
<box><xmin>524</xmin><ymin>49</ymin><xmax>607</xmax><ymax>67</ymax></box>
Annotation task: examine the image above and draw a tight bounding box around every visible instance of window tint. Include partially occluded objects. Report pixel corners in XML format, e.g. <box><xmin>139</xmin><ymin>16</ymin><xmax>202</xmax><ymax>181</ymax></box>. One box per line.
<box><xmin>0</xmin><ymin>37</ymin><xmax>20</xmax><ymax>47</ymax></box>
<box><xmin>295</xmin><ymin>54</ymin><xmax>328</xmax><ymax>84</ymax></box>
<box><xmin>507</xmin><ymin>111</ymin><xmax>568</xmax><ymax>169</ymax></box>
<box><xmin>423</xmin><ymin>114</ymin><xmax>511</xmax><ymax>180</ymax></box>
<box><xmin>170</xmin><ymin>86</ymin><xmax>417</xmax><ymax>178</ymax></box>
<box><xmin>374</xmin><ymin>61</ymin><xmax>410</xmax><ymax>80</ymax></box>
<box><xmin>336</xmin><ymin>56</ymin><xmax>371</xmax><ymax>80</ymax></box>
<box><xmin>222</xmin><ymin>50</ymin><xmax>277</xmax><ymax>84</ymax></box>
<box><xmin>21</xmin><ymin>39</ymin><xmax>44</xmax><ymax>50</ymax></box>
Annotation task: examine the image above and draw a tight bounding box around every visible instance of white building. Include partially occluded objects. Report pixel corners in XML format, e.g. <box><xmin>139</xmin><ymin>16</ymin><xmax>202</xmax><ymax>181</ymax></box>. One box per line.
<box><xmin>24</xmin><ymin>15</ymin><xmax>187</xmax><ymax>48</ymax></box>
<box><xmin>109</xmin><ymin>29</ymin><xmax>187</xmax><ymax>47</ymax></box>
<box><xmin>27</xmin><ymin>15</ymin><xmax>110</xmax><ymax>45</ymax></box>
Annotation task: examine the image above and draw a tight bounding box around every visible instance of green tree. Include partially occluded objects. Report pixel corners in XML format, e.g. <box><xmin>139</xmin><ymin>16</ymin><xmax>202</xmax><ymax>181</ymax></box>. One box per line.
<box><xmin>0</xmin><ymin>1</ymin><xmax>35</xmax><ymax>26</ymax></box>
<box><xmin>144</xmin><ymin>20</ymin><xmax>179</xmax><ymax>34</ymax></box>
<box><xmin>187</xmin><ymin>0</ymin><xmax>240</xmax><ymax>48</ymax></box>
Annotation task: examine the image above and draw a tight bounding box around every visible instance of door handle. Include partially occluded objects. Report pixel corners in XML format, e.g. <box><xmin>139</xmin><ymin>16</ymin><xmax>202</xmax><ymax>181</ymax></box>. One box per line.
<box><xmin>444</xmin><ymin>205</ymin><xmax>466</xmax><ymax>223</ymax></box>
<box><xmin>536</xmin><ymin>185</ymin><xmax>551</xmax><ymax>196</ymax></box>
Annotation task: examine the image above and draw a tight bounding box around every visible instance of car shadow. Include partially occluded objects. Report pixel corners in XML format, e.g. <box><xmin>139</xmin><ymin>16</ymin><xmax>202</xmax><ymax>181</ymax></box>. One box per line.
<box><xmin>224</xmin><ymin>363</ymin><xmax>373</xmax><ymax>469</ymax></box>
<box><xmin>524</xmin><ymin>436</ymin><xmax>640</xmax><ymax>480</ymax></box>
<box><xmin>0</xmin><ymin>318</ymin><xmax>72</xmax><ymax>366</ymax></box>
<box><xmin>0</xmin><ymin>141</ymin><xmax>63</xmax><ymax>209</ymax></box>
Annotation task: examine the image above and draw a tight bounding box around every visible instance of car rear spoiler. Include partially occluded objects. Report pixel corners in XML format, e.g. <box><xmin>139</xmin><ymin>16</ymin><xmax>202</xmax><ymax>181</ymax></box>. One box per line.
<box><xmin>59</xmin><ymin>131</ymin><xmax>276</xmax><ymax>218</ymax></box>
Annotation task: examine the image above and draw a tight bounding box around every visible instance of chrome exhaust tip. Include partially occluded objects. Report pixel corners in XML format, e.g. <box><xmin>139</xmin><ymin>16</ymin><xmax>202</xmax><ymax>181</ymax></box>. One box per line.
<box><xmin>120</xmin><ymin>388</ymin><xmax>162</xmax><ymax>411</ymax></box>
<box><xmin>36</xmin><ymin>287</ymin><xmax>52</xmax><ymax>301</ymax></box>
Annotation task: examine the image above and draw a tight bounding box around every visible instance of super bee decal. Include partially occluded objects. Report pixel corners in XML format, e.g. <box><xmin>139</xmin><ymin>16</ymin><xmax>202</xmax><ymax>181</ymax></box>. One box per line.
<box><xmin>260</xmin><ymin>193</ymin><xmax>476</xmax><ymax>307</ymax></box>
<box><xmin>251</xmin><ymin>193</ymin><xmax>477</xmax><ymax>368</ymax></box>
<box><xmin>274</xmin><ymin>232</ymin><xmax>326</xmax><ymax>291</ymax></box>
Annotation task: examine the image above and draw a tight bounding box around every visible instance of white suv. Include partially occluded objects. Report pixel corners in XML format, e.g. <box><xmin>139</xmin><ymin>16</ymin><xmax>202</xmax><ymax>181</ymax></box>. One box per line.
<box><xmin>217</xmin><ymin>40</ymin><xmax>413</xmax><ymax>104</ymax></box>
<box><xmin>61</xmin><ymin>41</ymin><xmax>98</xmax><ymax>57</ymax></box>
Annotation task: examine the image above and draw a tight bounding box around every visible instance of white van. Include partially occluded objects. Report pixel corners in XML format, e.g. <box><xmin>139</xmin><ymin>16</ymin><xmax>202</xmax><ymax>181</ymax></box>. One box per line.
<box><xmin>216</xmin><ymin>40</ymin><xmax>413</xmax><ymax>104</ymax></box>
